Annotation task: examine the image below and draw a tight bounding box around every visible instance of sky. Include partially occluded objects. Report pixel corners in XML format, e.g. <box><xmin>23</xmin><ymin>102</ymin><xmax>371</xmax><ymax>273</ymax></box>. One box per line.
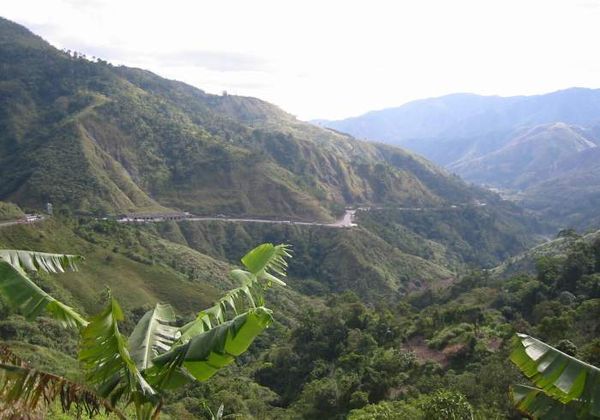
<box><xmin>3</xmin><ymin>0</ymin><xmax>600</xmax><ymax>120</ymax></box>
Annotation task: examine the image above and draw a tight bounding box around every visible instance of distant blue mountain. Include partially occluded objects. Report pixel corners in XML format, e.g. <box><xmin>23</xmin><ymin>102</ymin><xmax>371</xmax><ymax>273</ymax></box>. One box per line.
<box><xmin>316</xmin><ymin>88</ymin><xmax>600</xmax><ymax>150</ymax></box>
<box><xmin>316</xmin><ymin>88</ymin><xmax>600</xmax><ymax>229</ymax></box>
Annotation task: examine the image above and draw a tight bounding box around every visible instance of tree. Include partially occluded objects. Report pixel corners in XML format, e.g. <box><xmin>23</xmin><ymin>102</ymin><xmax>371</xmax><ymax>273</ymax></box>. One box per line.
<box><xmin>510</xmin><ymin>333</ymin><xmax>600</xmax><ymax>418</ymax></box>
<box><xmin>0</xmin><ymin>243</ymin><xmax>291</xmax><ymax>419</ymax></box>
<box><xmin>420</xmin><ymin>389</ymin><xmax>474</xmax><ymax>420</ymax></box>
<box><xmin>561</xmin><ymin>242</ymin><xmax>595</xmax><ymax>291</ymax></box>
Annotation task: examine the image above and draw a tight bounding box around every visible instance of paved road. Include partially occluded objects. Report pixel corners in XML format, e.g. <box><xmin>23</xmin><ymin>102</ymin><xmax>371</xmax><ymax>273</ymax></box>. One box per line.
<box><xmin>0</xmin><ymin>203</ymin><xmax>484</xmax><ymax>231</ymax></box>
<box><xmin>116</xmin><ymin>203</ymin><xmax>485</xmax><ymax>228</ymax></box>
<box><xmin>0</xmin><ymin>220</ymin><xmax>22</xmax><ymax>229</ymax></box>
<box><xmin>0</xmin><ymin>202</ymin><xmax>483</xmax><ymax>231</ymax></box>
<box><xmin>0</xmin><ymin>215</ymin><xmax>45</xmax><ymax>229</ymax></box>
<box><xmin>119</xmin><ymin>209</ymin><xmax>358</xmax><ymax>228</ymax></box>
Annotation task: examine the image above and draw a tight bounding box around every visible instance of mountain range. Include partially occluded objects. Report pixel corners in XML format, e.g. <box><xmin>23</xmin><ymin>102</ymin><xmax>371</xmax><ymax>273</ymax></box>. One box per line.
<box><xmin>0</xmin><ymin>16</ymin><xmax>590</xmax><ymax>420</ymax></box>
<box><xmin>0</xmin><ymin>17</ymin><xmax>492</xmax><ymax>222</ymax></box>
<box><xmin>0</xmin><ymin>16</ymin><xmax>546</xmax><ymax>295</ymax></box>
<box><xmin>317</xmin><ymin>89</ymin><xmax>600</xmax><ymax>228</ymax></box>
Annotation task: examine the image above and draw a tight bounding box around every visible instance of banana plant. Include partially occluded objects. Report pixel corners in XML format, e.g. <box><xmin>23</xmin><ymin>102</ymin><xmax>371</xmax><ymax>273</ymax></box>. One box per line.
<box><xmin>0</xmin><ymin>243</ymin><xmax>291</xmax><ymax>419</ymax></box>
<box><xmin>511</xmin><ymin>384</ymin><xmax>580</xmax><ymax>419</ymax></box>
<box><xmin>510</xmin><ymin>333</ymin><xmax>600</xmax><ymax>418</ymax></box>
<box><xmin>0</xmin><ymin>345</ymin><xmax>125</xmax><ymax>418</ymax></box>
<box><xmin>0</xmin><ymin>250</ymin><xmax>87</xmax><ymax>329</ymax></box>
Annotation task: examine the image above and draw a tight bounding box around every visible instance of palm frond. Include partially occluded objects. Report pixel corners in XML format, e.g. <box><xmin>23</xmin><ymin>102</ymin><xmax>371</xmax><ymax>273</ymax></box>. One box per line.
<box><xmin>128</xmin><ymin>303</ymin><xmax>180</xmax><ymax>370</ymax></box>
<box><xmin>0</xmin><ymin>345</ymin><xmax>125</xmax><ymax>419</ymax></box>
<box><xmin>511</xmin><ymin>333</ymin><xmax>600</xmax><ymax>417</ymax></box>
<box><xmin>79</xmin><ymin>296</ymin><xmax>156</xmax><ymax>407</ymax></box>
<box><xmin>0</xmin><ymin>250</ymin><xmax>87</xmax><ymax>330</ymax></box>
<box><xmin>151</xmin><ymin>307</ymin><xmax>273</xmax><ymax>382</ymax></box>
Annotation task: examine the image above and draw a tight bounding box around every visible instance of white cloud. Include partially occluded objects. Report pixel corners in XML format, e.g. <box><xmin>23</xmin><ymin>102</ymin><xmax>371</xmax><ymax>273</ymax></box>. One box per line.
<box><xmin>3</xmin><ymin>0</ymin><xmax>600</xmax><ymax>119</ymax></box>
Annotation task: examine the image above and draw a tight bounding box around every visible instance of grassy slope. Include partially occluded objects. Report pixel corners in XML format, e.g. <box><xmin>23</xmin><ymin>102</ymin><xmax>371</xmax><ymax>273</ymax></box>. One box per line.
<box><xmin>0</xmin><ymin>218</ymin><xmax>228</xmax><ymax>315</ymax></box>
<box><xmin>0</xmin><ymin>201</ymin><xmax>24</xmax><ymax>221</ymax></box>
<box><xmin>0</xmin><ymin>17</ymin><xmax>503</xmax><ymax>223</ymax></box>
<box><xmin>166</xmin><ymin>220</ymin><xmax>452</xmax><ymax>300</ymax></box>
<box><xmin>0</xmin><ymin>214</ymin><xmax>456</xmax><ymax>311</ymax></box>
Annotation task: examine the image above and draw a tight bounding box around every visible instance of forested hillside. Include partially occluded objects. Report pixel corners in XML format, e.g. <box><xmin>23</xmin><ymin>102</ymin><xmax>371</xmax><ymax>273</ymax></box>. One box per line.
<box><xmin>0</xmin><ymin>17</ymin><xmax>499</xmax><ymax>222</ymax></box>
<box><xmin>0</xmin><ymin>214</ymin><xmax>597</xmax><ymax>418</ymax></box>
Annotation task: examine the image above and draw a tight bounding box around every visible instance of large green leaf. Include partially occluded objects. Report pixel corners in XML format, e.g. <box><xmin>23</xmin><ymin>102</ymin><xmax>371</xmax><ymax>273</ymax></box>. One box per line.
<box><xmin>241</xmin><ymin>243</ymin><xmax>291</xmax><ymax>278</ymax></box>
<box><xmin>511</xmin><ymin>333</ymin><xmax>600</xmax><ymax>417</ymax></box>
<box><xmin>152</xmin><ymin>307</ymin><xmax>273</xmax><ymax>382</ymax></box>
<box><xmin>128</xmin><ymin>303</ymin><xmax>179</xmax><ymax>370</ymax></box>
<box><xmin>0</xmin><ymin>345</ymin><xmax>125</xmax><ymax>419</ymax></box>
<box><xmin>0</xmin><ymin>250</ymin><xmax>87</xmax><ymax>329</ymax></box>
<box><xmin>79</xmin><ymin>297</ymin><xmax>156</xmax><ymax>408</ymax></box>
<box><xmin>511</xmin><ymin>384</ymin><xmax>581</xmax><ymax>419</ymax></box>
<box><xmin>177</xmin><ymin>282</ymin><xmax>258</xmax><ymax>344</ymax></box>
<box><xmin>177</xmin><ymin>244</ymin><xmax>290</xmax><ymax>344</ymax></box>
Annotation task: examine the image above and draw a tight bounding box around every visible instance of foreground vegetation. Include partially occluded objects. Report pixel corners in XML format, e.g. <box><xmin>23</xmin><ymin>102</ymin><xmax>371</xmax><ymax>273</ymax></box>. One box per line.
<box><xmin>0</xmin><ymin>216</ymin><xmax>597</xmax><ymax>418</ymax></box>
<box><xmin>0</xmin><ymin>243</ymin><xmax>291</xmax><ymax>418</ymax></box>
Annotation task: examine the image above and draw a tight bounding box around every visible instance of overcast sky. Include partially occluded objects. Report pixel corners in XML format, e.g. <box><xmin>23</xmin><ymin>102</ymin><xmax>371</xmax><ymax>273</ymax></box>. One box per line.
<box><xmin>3</xmin><ymin>0</ymin><xmax>600</xmax><ymax>119</ymax></box>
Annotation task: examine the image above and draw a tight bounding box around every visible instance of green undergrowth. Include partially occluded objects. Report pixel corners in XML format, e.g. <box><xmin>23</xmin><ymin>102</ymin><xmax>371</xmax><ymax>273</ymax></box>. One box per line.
<box><xmin>0</xmin><ymin>201</ymin><xmax>24</xmax><ymax>221</ymax></box>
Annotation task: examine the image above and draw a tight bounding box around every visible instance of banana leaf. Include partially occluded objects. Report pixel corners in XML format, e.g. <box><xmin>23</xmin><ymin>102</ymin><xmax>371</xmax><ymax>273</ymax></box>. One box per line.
<box><xmin>511</xmin><ymin>333</ymin><xmax>600</xmax><ymax>417</ymax></box>
<box><xmin>0</xmin><ymin>250</ymin><xmax>87</xmax><ymax>329</ymax></box>
<box><xmin>128</xmin><ymin>303</ymin><xmax>179</xmax><ymax>370</ymax></box>
<box><xmin>79</xmin><ymin>297</ymin><xmax>155</xmax><ymax>408</ymax></box>
<box><xmin>152</xmin><ymin>307</ymin><xmax>273</xmax><ymax>382</ymax></box>
<box><xmin>0</xmin><ymin>345</ymin><xmax>124</xmax><ymax>418</ymax></box>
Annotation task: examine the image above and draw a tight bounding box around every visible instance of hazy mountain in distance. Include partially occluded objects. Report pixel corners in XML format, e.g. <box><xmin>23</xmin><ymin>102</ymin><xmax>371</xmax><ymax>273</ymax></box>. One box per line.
<box><xmin>450</xmin><ymin>122</ymin><xmax>599</xmax><ymax>188</ymax></box>
<box><xmin>317</xmin><ymin>89</ymin><xmax>600</xmax><ymax>151</ymax></box>
<box><xmin>520</xmin><ymin>146</ymin><xmax>600</xmax><ymax>229</ymax></box>
<box><xmin>317</xmin><ymin>89</ymin><xmax>600</xmax><ymax>229</ymax></box>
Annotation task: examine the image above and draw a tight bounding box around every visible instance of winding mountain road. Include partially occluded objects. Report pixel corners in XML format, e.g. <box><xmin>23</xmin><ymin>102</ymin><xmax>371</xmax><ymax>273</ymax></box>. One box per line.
<box><xmin>119</xmin><ymin>210</ymin><xmax>358</xmax><ymax>228</ymax></box>
<box><xmin>0</xmin><ymin>215</ymin><xmax>46</xmax><ymax>229</ymax></box>
<box><xmin>0</xmin><ymin>202</ymin><xmax>483</xmax><ymax>231</ymax></box>
<box><xmin>117</xmin><ymin>202</ymin><xmax>484</xmax><ymax>228</ymax></box>
<box><xmin>0</xmin><ymin>220</ymin><xmax>20</xmax><ymax>229</ymax></box>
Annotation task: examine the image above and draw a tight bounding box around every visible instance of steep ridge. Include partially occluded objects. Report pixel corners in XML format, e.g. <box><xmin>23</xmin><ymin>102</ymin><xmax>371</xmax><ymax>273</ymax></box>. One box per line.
<box><xmin>0</xmin><ymin>16</ymin><xmax>543</xmax><ymax>276</ymax></box>
<box><xmin>492</xmin><ymin>228</ymin><xmax>600</xmax><ymax>278</ymax></box>
<box><xmin>450</xmin><ymin>122</ymin><xmax>598</xmax><ymax>188</ymax></box>
<box><xmin>0</xmin><ymin>17</ymin><xmax>491</xmax><ymax>222</ymax></box>
<box><xmin>520</xmin><ymin>147</ymin><xmax>600</xmax><ymax>228</ymax></box>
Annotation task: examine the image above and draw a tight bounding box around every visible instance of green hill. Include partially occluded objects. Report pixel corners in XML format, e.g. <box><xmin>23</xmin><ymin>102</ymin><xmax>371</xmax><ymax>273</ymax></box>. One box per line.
<box><xmin>517</xmin><ymin>147</ymin><xmax>600</xmax><ymax>229</ymax></box>
<box><xmin>0</xmin><ymin>201</ymin><xmax>24</xmax><ymax>221</ymax></box>
<box><xmin>0</xmin><ymin>17</ymin><xmax>491</xmax><ymax>221</ymax></box>
<box><xmin>450</xmin><ymin>123</ymin><xmax>598</xmax><ymax>189</ymax></box>
<box><xmin>492</xmin><ymin>228</ymin><xmax>600</xmax><ymax>278</ymax></box>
